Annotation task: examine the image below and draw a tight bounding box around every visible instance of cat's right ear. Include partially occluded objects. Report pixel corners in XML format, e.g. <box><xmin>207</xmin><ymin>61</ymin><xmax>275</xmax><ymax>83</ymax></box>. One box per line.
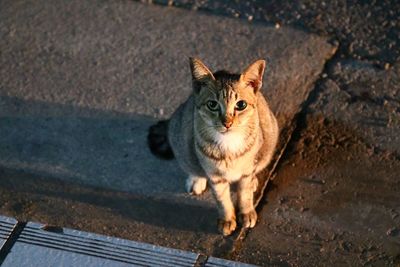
<box><xmin>189</xmin><ymin>57</ymin><xmax>215</xmax><ymax>93</ymax></box>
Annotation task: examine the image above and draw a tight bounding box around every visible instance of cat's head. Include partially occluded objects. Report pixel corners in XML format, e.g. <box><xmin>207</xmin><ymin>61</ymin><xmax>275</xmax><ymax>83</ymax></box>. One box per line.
<box><xmin>189</xmin><ymin>57</ymin><xmax>266</xmax><ymax>133</ymax></box>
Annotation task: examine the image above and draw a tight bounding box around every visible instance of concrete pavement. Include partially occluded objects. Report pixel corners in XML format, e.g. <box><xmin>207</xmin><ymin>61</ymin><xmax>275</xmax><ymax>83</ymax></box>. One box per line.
<box><xmin>0</xmin><ymin>0</ymin><xmax>337</xmax><ymax>265</ymax></box>
<box><xmin>236</xmin><ymin>53</ymin><xmax>400</xmax><ymax>266</ymax></box>
<box><xmin>0</xmin><ymin>0</ymin><xmax>335</xmax><ymax>197</ymax></box>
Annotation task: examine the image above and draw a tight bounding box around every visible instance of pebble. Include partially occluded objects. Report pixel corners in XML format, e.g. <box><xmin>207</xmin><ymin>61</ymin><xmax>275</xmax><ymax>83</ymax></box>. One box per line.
<box><xmin>300</xmin><ymin>206</ymin><xmax>308</xmax><ymax>212</ymax></box>
<box><xmin>386</xmin><ymin>227</ymin><xmax>398</xmax><ymax>236</ymax></box>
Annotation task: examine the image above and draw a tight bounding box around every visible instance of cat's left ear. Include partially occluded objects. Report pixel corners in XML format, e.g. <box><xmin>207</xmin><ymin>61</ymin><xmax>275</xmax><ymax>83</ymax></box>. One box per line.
<box><xmin>240</xmin><ymin>59</ymin><xmax>266</xmax><ymax>93</ymax></box>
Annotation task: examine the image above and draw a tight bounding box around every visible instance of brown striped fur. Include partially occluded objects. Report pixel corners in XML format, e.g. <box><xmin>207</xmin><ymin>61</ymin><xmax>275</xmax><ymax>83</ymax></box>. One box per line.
<box><xmin>168</xmin><ymin>58</ymin><xmax>279</xmax><ymax>235</ymax></box>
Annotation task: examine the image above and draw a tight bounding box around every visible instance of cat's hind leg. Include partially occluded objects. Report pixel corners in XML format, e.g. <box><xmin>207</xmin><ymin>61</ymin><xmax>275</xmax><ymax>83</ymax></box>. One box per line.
<box><xmin>186</xmin><ymin>175</ymin><xmax>208</xmax><ymax>195</ymax></box>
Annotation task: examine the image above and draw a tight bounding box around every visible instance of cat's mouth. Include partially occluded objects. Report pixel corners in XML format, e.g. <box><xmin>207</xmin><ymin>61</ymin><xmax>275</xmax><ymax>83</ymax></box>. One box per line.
<box><xmin>218</xmin><ymin>126</ymin><xmax>232</xmax><ymax>133</ymax></box>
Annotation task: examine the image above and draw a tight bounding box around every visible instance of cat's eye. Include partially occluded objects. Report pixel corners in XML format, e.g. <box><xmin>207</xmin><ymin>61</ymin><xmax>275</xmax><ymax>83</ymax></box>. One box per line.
<box><xmin>235</xmin><ymin>100</ymin><xmax>247</xmax><ymax>111</ymax></box>
<box><xmin>206</xmin><ymin>100</ymin><xmax>219</xmax><ymax>111</ymax></box>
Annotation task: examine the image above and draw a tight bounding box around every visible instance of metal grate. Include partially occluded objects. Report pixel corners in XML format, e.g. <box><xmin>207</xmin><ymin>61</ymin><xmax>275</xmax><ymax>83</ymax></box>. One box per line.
<box><xmin>205</xmin><ymin>256</ymin><xmax>258</xmax><ymax>267</ymax></box>
<box><xmin>0</xmin><ymin>216</ymin><xmax>257</xmax><ymax>266</ymax></box>
<box><xmin>0</xmin><ymin>216</ymin><xmax>17</xmax><ymax>250</ymax></box>
<box><xmin>3</xmin><ymin>221</ymin><xmax>198</xmax><ymax>267</ymax></box>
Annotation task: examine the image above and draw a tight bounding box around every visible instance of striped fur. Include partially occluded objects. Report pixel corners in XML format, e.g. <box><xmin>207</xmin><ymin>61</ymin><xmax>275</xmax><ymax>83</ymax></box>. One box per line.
<box><xmin>168</xmin><ymin>58</ymin><xmax>279</xmax><ymax>235</ymax></box>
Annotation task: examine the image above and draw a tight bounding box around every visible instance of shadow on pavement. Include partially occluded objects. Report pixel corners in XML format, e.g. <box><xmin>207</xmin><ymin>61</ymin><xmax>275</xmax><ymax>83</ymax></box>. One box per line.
<box><xmin>0</xmin><ymin>95</ymin><xmax>185</xmax><ymax>195</ymax></box>
<box><xmin>0</xmin><ymin>166</ymin><xmax>217</xmax><ymax>234</ymax></box>
<box><xmin>0</xmin><ymin>95</ymin><xmax>217</xmax><ymax>234</ymax></box>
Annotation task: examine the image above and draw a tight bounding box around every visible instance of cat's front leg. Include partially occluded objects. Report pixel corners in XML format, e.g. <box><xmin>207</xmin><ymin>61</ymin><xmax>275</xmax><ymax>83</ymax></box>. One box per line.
<box><xmin>238</xmin><ymin>175</ymin><xmax>258</xmax><ymax>228</ymax></box>
<box><xmin>209</xmin><ymin>177</ymin><xmax>236</xmax><ymax>236</ymax></box>
<box><xmin>186</xmin><ymin>175</ymin><xmax>207</xmax><ymax>195</ymax></box>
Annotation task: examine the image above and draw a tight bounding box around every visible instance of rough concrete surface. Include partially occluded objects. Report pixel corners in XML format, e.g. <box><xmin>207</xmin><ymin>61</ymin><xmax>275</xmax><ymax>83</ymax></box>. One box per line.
<box><xmin>0</xmin><ymin>0</ymin><xmax>335</xmax><ymax>263</ymax></box>
<box><xmin>148</xmin><ymin>0</ymin><xmax>400</xmax><ymax>67</ymax></box>
<box><xmin>315</xmin><ymin>60</ymin><xmax>400</xmax><ymax>155</ymax></box>
<box><xmin>141</xmin><ymin>1</ymin><xmax>400</xmax><ymax>265</ymax></box>
<box><xmin>237</xmin><ymin>115</ymin><xmax>400</xmax><ymax>266</ymax></box>
<box><xmin>0</xmin><ymin>0</ymin><xmax>334</xmax><ymax>197</ymax></box>
<box><xmin>2</xmin><ymin>0</ymin><xmax>399</xmax><ymax>266</ymax></box>
<box><xmin>236</xmin><ymin>21</ymin><xmax>400</xmax><ymax>267</ymax></box>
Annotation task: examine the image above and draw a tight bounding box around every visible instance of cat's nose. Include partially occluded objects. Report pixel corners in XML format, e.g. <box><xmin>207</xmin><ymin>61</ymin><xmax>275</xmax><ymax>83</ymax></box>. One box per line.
<box><xmin>221</xmin><ymin>117</ymin><xmax>233</xmax><ymax>128</ymax></box>
<box><xmin>224</xmin><ymin>121</ymin><xmax>232</xmax><ymax>129</ymax></box>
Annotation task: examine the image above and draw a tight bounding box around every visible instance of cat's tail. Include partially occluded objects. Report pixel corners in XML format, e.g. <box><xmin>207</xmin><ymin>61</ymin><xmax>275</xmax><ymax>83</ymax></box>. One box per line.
<box><xmin>147</xmin><ymin>120</ymin><xmax>174</xmax><ymax>160</ymax></box>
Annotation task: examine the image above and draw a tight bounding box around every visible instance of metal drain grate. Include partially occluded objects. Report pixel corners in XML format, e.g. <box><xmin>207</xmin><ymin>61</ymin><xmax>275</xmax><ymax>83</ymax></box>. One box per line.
<box><xmin>2</xmin><ymin>221</ymin><xmax>198</xmax><ymax>267</ymax></box>
<box><xmin>0</xmin><ymin>216</ymin><xmax>17</xmax><ymax>249</ymax></box>
<box><xmin>205</xmin><ymin>256</ymin><xmax>257</xmax><ymax>267</ymax></box>
<box><xmin>0</xmin><ymin>216</ymin><xmax>257</xmax><ymax>266</ymax></box>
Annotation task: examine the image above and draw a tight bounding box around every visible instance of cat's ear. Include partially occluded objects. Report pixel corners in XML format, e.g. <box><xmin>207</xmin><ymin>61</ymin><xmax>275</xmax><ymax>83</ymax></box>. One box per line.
<box><xmin>189</xmin><ymin>57</ymin><xmax>215</xmax><ymax>81</ymax></box>
<box><xmin>189</xmin><ymin>57</ymin><xmax>215</xmax><ymax>94</ymax></box>
<box><xmin>240</xmin><ymin>59</ymin><xmax>266</xmax><ymax>93</ymax></box>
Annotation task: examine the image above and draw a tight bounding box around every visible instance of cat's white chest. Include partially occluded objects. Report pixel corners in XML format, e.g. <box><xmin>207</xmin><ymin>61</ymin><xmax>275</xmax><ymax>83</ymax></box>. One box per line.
<box><xmin>215</xmin><ymin>131</ymin><xmax>245</xmax><ymax>154</ymax></box>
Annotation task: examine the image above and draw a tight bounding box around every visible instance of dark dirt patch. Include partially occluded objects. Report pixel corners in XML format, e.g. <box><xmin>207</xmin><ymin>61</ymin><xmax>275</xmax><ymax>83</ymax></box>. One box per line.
<box><xmin>236</xmin><ymin>115</ymin><xmax>400</xmax><ymax>266</ymax></box>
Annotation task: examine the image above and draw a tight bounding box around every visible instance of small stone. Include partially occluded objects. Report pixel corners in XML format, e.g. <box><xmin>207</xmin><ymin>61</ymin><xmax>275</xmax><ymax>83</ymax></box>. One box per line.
<box><xmin>386</xmin><ymin>227</ymin><xmax>398</xmax><ymax>236</ymax></box>
<box><xmin>247</xmin><ymin>15</ymin><xmax>253</xmax><ymax>22</ymax></box>
<box><xmin>384</xmin><ymin>63</ymin><xmax>390</xmax><ymax>70</ymax></box>
<box><xmin>339</xmin><ymin>241</ymin><xmax>351</xmax><ymax>252</ymax></box>
<box><xmin>330</xmin><ymin>233</ymin><xmax>337</xmax><ymax>241</ymax></box>
<box><xmin>300</xmin><ymin>206</ymin><xmax>308</xmax><ymax>212</ymax></box>
<box><xmin>275</xmin><ymin>23</ymin><xmax>281</xmax><ymax>29</ymax></box>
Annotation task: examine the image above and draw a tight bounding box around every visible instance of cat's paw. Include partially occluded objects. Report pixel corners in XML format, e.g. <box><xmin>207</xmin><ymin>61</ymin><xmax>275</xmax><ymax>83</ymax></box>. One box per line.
<box><xmin>240</xmin><ymin>210</ymin><xmax>258</xmax><ymax>228</ymax></box>
<box><xmin>186</xmin><ymin>176</ymin><xmax>207</xmax><ymax>195</ymax></box>
<box><xmin>217</xmin><ymin>217</ymin><xmax>237</xmax><ymax>236</ymax></box>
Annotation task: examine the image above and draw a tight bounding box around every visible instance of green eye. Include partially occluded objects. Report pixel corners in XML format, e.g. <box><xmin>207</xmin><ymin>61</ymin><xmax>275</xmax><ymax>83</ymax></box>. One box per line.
<box><xmin>206</xmin><ymin>100</ymin><xmax>219</xmax><ymax>111</ymax></box>
<box><xmin>235</xmin><ymin>100</ymin><xmax>247</xmax><ymax>111</ymax></box>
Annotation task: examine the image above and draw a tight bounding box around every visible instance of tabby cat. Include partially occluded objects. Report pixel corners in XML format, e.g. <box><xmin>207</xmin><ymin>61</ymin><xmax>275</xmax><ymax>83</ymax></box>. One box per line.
<box><xmin>148</xmin><ymin>58</ymin><xmax>279</xmax><ymax>235</ymax></box>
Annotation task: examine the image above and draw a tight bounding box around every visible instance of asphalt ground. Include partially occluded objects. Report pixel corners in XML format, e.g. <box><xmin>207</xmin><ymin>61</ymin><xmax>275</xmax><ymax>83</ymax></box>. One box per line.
<box><xmin>140</xmin><ymin>1</ymin><xmax>400</xmax><ymax>265</ymax></box>
<box><xmin>146</xmin><ymin>0</ymin><xmax>399</xmax><ymax>67</ymax></box>
<box><xmin>1</xmin><ymin>0</ymin><xmax>400</xmax><ymax>266</ymax></box>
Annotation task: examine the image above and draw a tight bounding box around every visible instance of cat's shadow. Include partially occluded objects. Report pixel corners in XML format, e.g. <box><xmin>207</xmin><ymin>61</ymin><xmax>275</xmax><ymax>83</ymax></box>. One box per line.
<box><xmin>1</xmin><ymin>95</ymin><xmax>185</xmax><ymax>194</ymax></box>
<box><xmin>0</xmin><ymin>95</ymin><xmax>217</xmax><ymax>233</ymax></box>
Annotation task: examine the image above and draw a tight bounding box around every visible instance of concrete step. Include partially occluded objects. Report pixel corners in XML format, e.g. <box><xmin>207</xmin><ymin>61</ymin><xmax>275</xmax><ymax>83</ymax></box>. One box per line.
<box><xmin>0</xmin><ymin>215</ymin><xmax>255</xmax><ymax>267</ymax></box>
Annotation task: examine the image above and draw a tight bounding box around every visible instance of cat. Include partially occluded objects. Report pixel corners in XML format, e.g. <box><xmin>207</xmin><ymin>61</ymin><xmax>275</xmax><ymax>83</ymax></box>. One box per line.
<box><xmin>148</xmin><ymin>58</ymin><xmax>279</xmax><ymax>236</ymax></box>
